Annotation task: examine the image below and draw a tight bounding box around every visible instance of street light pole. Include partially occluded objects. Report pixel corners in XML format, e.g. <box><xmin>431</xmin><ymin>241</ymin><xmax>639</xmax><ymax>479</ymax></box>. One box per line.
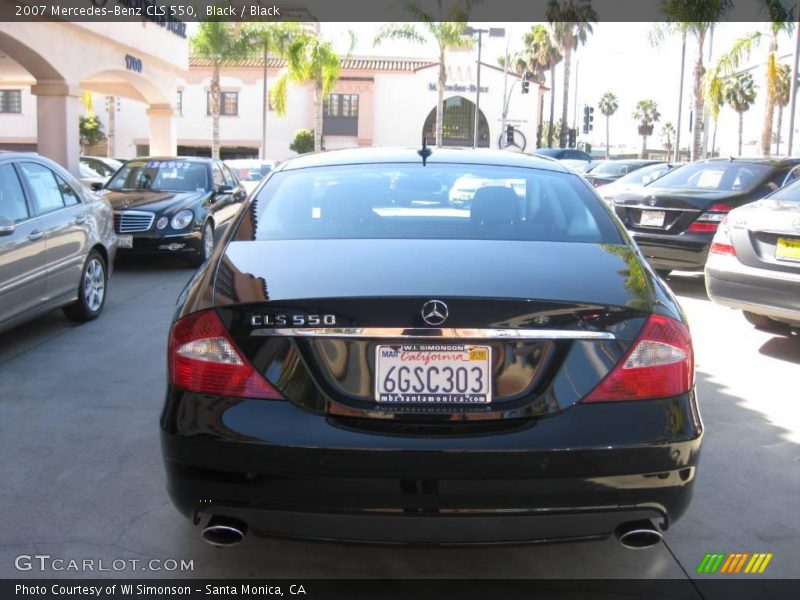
<box><xmin>788</xmin><ymin>21</ymin><xmax>800</xmax><ymax>156</ymax></box>
<box><xmin>675</xmin><ymin>31</ymin><xmax>686</xmax><ymax>163</ymax></box>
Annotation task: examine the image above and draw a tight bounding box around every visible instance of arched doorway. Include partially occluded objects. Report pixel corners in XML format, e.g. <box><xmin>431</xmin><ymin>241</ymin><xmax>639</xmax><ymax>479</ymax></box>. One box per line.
<box><xmin>422</xmin><ymin>96</ymin><xmax>490</xmax><ymax>147</ymax></box>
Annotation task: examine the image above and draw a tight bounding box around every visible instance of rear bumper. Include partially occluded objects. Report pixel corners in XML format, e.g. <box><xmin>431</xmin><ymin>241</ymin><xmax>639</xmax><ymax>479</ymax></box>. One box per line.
<box><xmin>160</xmin><ymin>389</ymin><xmax>703</xmax><ymax>544</ymax></box>
<box><xmin>630</xmin><ymin>231</ymin><xmax>712</xmax><ymax>271</ymax></box>
<box><xmin>705</xmin><ymin>254</ymin><xmax>800</xmax><ymax>325</ymax></box>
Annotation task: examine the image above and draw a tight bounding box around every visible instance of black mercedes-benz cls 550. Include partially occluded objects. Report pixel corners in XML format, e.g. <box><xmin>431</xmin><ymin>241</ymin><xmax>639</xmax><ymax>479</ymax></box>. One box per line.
<box><xmin>160</xmin><ymin>147</ymin><xmax>702</xmax><ymax>547</ymax></box>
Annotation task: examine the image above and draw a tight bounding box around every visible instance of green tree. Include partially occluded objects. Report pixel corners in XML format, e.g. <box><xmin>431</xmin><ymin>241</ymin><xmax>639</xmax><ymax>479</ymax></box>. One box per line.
<box><xmin>374</xmin><ymin>1</ymin><xmax>476</xmax><ymax>147</ymax></box>
<box><xmin>242</xmin><ymin>22</ymin><xmax>302</xmax><ymax>158</ymax></box>
<box><xmin>79</xmin><ymin>115</ymin><xmax>106</xmax><ymax>153</ymax></box>
<box><xmin>525</xmin><ymin>24</ymin><xmax>562</xmax><ymax>148</ymax></box>
<box><xmin>704</xmin><ymin>1</ymin><xmax>793</xmax><ymax>156</ymax></box>
<box><xmin>660</xmin><ymin>121</ymin><xmax>676</xmax><ymax>157</ymax></box>
<box><xmin>541</xmin><ymin>119</ymin><xmax>566</xmax><ymax>148</ymax></box>
<box><xmin>633</xmin><ymin>99</ymin><xmax>661</xmax><ymax>159</ymax></box>
<box><xmin>773</xmin><ymin>62</ymin><xmax>792</xmax><ymax>155</ymax></box>
<box><xmin>270</xmin><ymin>31</ymin><xmax>343</xmax><ymax>152</ymax></box>
<box><xmin>289</xmin><ymin>129</ymin><xmax>315</xmax><ymax>154</ymax></box>
<box><xmin>190</xmin><ymin>21</ymin><xmax>252</xmax><ymax>159</ymax></box>
<box><xmin>724</xmin><ymin>72</ymin><xmax>757</xmax><ymax>156</ymax></box>
<box><xmin>598</xmin><ymin>91</ymin><xmax>618</xmax><ymax>159</ymax></box>
<box><xmin>651</xmin><ymin>0</ymin><xmax>733</xmax><ymax>160</ymax></box>
<box><xmin>546</xmin><ymin>0</ymin><xmax>597</xmax><ymax>148</ymax></box>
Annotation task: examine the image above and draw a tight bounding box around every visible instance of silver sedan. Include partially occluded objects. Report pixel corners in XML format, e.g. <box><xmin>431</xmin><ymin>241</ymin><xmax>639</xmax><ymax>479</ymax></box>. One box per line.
<box><xmin>705</xmin><ymin>183</ymin><xmax>800</xmax><ymax>334</ymax></box>
<box><xmin>0</xmin><ymin>153</ymin><xmax>117</xmax><ymax>334</ymax></box>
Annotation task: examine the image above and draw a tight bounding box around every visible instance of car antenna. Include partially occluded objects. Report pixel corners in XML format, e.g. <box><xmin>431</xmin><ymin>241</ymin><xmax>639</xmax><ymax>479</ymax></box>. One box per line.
<box><xmin>418</xmin><ymin>134</ymin><xmax>432</xmax><ymax>166</ymax></box>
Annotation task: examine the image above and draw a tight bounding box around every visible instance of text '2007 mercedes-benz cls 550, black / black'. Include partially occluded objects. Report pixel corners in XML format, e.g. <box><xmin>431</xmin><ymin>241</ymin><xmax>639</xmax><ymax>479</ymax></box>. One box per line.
<box><xmin>160</xmin><ymin>147</ymin><xmax>702</xmax><ymax>548</ymax></box>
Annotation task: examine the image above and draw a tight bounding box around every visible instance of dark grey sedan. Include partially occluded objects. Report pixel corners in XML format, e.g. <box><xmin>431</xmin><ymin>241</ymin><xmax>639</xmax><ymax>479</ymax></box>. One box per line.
<box><xmin>705</xmin><ymin>180</ymin><xmax>800</xmax><ymax>334</ymax></box>
<box><xmin>0</xmin><ymin>153</ymin><xmax>117</xmax><ymax>334</ymax></box>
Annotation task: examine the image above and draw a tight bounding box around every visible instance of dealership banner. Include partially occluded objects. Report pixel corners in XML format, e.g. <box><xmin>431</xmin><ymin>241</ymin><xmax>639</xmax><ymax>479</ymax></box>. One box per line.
<box><xmin>3</xmin><ymin>579</ymin><xmax>800</xmax><ymax>600</ymax></box>
<box><xmin>0</xmin><ymin>0</ymin><xmax>792</xmax><ymax>23</ymax></box>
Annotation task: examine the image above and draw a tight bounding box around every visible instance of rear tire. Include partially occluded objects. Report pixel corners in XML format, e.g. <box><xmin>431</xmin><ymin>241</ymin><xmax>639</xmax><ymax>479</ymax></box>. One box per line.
<box><xmin>186</xmin><ymin>221</ymin><xmax>214</xmax><ymax>268</ymax></box>
<box><xmin>63</xmin><ymin>250</ymin><xmax>107</xmax><ymax>322</ymax></box>
<box><xmin>743</xmin><ymin>311</ymin><xmax>789</xmax><ymax>335</ymax></box>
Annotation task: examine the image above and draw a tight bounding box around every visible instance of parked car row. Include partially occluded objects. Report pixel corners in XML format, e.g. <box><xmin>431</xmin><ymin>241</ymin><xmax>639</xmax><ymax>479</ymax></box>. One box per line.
<box><xmin>0</xmin><ymin>152</ymin><xmax>277</xmax><ymax>334</ymax></box>
<box><xmin>547</xmin><ymin>153</ymin><xmax>800</xmax><ymax>335</ymax></box>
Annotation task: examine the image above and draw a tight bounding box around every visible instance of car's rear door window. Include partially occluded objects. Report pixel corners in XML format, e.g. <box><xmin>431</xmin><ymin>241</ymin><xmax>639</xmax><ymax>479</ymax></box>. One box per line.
<box><xmin>0</xmin><ymin>163</ymin><xmax>29</xmax><ymax>222</ymax></box>
<box><xmin>243</xmin><ymin>163</ymin><xmax>622</xmax><ymax>244</ymax></box>
<box><xmin>19</xmin><ymin>162</ymin><xmax>66</xmax><ymax>214</ymax></box>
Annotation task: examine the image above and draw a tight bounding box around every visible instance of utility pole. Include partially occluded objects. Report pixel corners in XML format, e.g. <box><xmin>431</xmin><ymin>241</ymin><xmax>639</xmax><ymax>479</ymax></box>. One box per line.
<box><xmin>261</xmin><ymin>45</ymin><xmax>268</xmax><ymax>160</ymax></box>
<box><xmin>463</xmin><ymin>27</ymin><xmax>504</xmax><ymax>149</ymax></box>
<box><xmin>500</xmin><ymin>26</ymin><xmax>511</xmax><ymax>141</ymax></box>
<box><xmin>572</xmin><ymin>58</ymin><xmax>580</xmax><ymax>132</ymax></box>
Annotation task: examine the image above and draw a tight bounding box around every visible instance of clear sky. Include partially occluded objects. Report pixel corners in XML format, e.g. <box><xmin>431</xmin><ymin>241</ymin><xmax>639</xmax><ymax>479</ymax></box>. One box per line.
<box><xmin>321</xmin><ymin>21</ymin><xmax>799</xmax><ymax>156</ymax></box>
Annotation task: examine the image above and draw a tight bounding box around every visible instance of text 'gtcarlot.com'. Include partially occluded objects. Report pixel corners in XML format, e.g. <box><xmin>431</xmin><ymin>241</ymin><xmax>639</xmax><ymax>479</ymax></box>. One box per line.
<box><xmin>14</xmin><ymin>554</ymin><xmax>194</xmax><ymax>572</ymax></box>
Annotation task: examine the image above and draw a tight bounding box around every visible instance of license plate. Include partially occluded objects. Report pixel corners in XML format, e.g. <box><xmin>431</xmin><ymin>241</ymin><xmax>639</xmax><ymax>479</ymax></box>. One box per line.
<box><xmin>775</xmin><ymin>237</ymin><xmax>800</xmax><ymax>262</ymax></box>
<box><xmin>375</xmin><ymin>344</ymin><xmax>492</xmax><ymax>404</ymax></box>
<box><xmin>639</xmin><ymin>210</ymin><xmax>665</xmax><ymax>227</ymax></box>
<box><xmin>117</xmin><ymin>235</ymin><xmax>133</xmax><ymax>249</ymax></box>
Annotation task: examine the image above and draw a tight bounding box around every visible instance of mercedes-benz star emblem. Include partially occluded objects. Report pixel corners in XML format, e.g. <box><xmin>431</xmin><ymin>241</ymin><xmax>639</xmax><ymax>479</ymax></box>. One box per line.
<box><xmin>421</xmin><ymin>300</ymin><xmax>448</xmax><ymax>326</ymax></box>
<box><xmin>648</xmin><ymin>196</ymin><xmax>657</xmax><ymax>206</ymax></box>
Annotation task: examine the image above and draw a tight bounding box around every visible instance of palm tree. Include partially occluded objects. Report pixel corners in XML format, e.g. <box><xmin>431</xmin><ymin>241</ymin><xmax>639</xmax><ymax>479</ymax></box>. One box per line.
<box><xmin>634</xmin><ymin>99</ymin><xmax>661</xmax><ymax>159</ymax></box>
<box><xmin>546</xmin><ymin>0</ymin><xmax>596</xmax><ymax>148</ymax></box>
<box><xmin>724</xmin><ymin>72</ymin><xmax>757</xmax><ymax>156</ymax></box>
<box><xmin>660</xmin><ymin>122</ymin><xmax>676</xmax><ymax>157</ymax></box>
<box><xmin>774</xmin><ymin>63</ymin><xmax>792</xmax><ymax>155</ymax></box>
<box><xmin>270</xmin><ymin>32</ymin><xmax>342</xmax><ymax>152</ymax></box>
<box><xmin>242</xmin><ymin>22</ymin><xmax>301</xmax><ymax>159</ymax></box>
<box><xmin>190</xmin><ymin>21</ymin><xmax>252</xmax><ymax>159</ymax></box>
<box><xmin>374</xmin><ymin>1</ymin><xmax>476</xmax><ymax>147</ymax></box>
<box><xmin>651</xmin><ymin>0</ymin><xmax>733</xmax><ymax>160</ymax></box>
<box><xmin>598</xmin><ymin>92</ymin><xmax>618</xmax><ymax>159</ymax></box>
<box><xmin>704</xmin><ymin>2</ymin><xmax>793</xmax><ymax>156</ymax></box>
<box><xmin>524</xmin><ymin>24</ymin><xmax>562</xmax><ymax>148</ymax></box>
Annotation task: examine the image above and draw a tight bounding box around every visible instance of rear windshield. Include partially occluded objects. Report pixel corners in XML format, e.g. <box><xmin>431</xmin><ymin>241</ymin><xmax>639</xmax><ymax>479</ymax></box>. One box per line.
<box><xmin>106</xmin><ymin>160</ymin><xmax>209</xmax><ymax>193</ymax></box>
<box><xmin>768</xmin><ymin>178</ymin><xmax>800</xmax><ymax>202</ymax></box>
<box><xmin>591</xmin><ymin>162</ymin><xmax>641</xmax><ymax>177</ymax></box>
<box><xmin>653</xmin><ymin>161</ymin><xmax>771</xmax><ymax>192</ymax></box>
<box><xmin>239</xmin><ymin>163</ymin><xmax>622</xmax><ymax>244</ymax></box>
<box><xmin>615</xmin><ymin>163</ymin><xmax>672</xmax><ymax>186</ymax></box>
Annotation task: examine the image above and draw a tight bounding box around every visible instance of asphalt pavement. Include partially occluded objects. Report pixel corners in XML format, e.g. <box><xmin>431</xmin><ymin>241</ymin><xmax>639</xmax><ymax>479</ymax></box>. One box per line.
<box><xmin>0</xmin><ymin>264</ymin><xmax>798</xmax><ymax>580</ymax></box>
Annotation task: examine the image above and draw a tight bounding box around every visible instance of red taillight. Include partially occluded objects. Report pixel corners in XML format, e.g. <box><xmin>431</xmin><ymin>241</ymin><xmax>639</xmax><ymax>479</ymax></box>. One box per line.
<box><xmin>593</xmin><ymin>180</ymin><xmax>605</xmax><ymax>188</ymax></box>
<box><xmin>168</xmin><ymin>309</ymin><xmax>283</xmax><ymax>399</ymax></box>
<box><xmin>582</xmin><ymin>314</ymin><xmax>694</xmax><ymax>402</ymax></box>
<box><xmin>688</xmin><ymin>202</ymin><xmax>733</xmax><ymax>233</ymax></box>
<box><xmin>708</xmin><ymin>216</ymin><xmax>736</xmax><ymax>256</ymax></box>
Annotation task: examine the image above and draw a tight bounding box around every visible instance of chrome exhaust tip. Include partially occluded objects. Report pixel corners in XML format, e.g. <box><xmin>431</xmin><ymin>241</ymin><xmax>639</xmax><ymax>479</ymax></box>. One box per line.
<box><xmin>615</xmin><ymin>520</ymin><xmax>663</xmax><ymax>550</ymax></box>
<box><xmin>201</xmin><ymin>516</ymin><xmax>247</xmax><ymax>547</ymax></box>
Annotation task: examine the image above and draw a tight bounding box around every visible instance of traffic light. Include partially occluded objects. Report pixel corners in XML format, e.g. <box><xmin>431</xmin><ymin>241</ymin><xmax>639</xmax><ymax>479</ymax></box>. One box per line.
<box><xmin>568</xmin><ymin>128</ymin><xmax>577</xmax><ymax>148</ymax></box>
<box><xmin>506</xmin><ymin>125</ymin><xmax>515</xmax><ymax>144</ymax></box>
<box><xmin>521</xmin><ymin>73</ymin><xmax>530</xmax><ymax>94</ymax></box>
<box><xmin>582</xmin><ymin>105</ymin><xmax>595</xmax><ymax>134</ymax></box>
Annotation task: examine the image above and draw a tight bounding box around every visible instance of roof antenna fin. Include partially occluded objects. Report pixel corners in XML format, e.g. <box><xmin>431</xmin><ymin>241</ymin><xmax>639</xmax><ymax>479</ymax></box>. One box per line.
<box><xmin>418</xmin><ymin>134</ymin><xmax>432</xmax><ymax>166</ymax></box>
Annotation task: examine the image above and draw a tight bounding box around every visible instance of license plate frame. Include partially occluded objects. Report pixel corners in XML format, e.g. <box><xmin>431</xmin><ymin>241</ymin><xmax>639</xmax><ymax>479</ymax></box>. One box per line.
<box><xmin>117</xmin><ymin>234</ymin><xmax>133</xmax><ymax>249</ymax></box>
<box><xmin>374</xmin><ymin>343</ymin><xmax>492</xmax><ymax>405</ymax></box>
<box><xmin>639</xmin><ymin>210</ymin><xmax>666</xmax><ymax>227</ymax></box>
<box><xmin>775</xmin><ymin>237</ymin><xmax>800</xmax><ymax>262</ymax></box>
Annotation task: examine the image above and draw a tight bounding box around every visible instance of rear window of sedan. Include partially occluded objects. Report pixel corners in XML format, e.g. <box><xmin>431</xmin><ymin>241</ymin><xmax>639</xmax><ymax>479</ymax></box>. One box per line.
<box><xmin>653</xmin><ymin>161</ymin><xmax>772</xmax><ymax>192</ymax></box>
<box><xmin>241</xmin><ymin>163</ymin><xmax>622</xmax><ymax>244</ymax></box>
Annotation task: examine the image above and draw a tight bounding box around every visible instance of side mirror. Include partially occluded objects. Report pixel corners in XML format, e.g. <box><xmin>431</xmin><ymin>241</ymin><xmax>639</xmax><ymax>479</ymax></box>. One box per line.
<box><xmin>0</xmin><ymin>217</ymin><xmax>15</xmax><ymax>237</ymax></box>
<box><xmin>215</xmin><ymin>184</ymin><xmax>234</xmax><ymax>194</ymax></box>
<box><xmin>90</xmin><ymin>181</ymin><xmax>104</xmax><ymax>191</ymax></box>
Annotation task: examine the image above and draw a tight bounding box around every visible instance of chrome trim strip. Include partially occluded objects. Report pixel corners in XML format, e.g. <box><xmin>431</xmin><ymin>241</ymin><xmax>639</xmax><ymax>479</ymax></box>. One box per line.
<box><xmin>250</xmin><ymin>327</ymin><xmax>615</xmax><ymax>340</ymax></box>
<box><xmin>620</xmin><ymin>205</ymin><xmax>701</xmax><ymax>213</ymax></box>
<box><xmin>0</xmin><ymin>255</ymin><xmax>84</xmax><ymax>296</ymax></box>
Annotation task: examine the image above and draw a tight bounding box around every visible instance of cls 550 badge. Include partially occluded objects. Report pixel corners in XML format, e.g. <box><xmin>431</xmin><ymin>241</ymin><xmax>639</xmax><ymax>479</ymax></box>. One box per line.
<box><xmin>250</xmin><ymin>314</ymin><xmax>336</xmax><ymax>327</ymax></box>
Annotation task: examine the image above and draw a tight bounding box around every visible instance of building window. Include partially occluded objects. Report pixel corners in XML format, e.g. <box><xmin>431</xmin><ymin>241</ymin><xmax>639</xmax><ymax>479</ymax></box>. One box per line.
<box><xmin>323</xmin><ymin>94</ymin><xmax>358</xmax><ymax>136</ymax></box>
<box><xmin>0</xmin><ymin>90</ymin><xmax>22</xmax><ymax>113</ymax></box>
<box><xmin>176</xmin><ymin>91</ymin><xmax>183</xmax><ymax>116</ymax></box>
<box><xmin>207</xmin><ymin>91</ymin><xmax>239</xmax><ymax>116</ymax></box>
